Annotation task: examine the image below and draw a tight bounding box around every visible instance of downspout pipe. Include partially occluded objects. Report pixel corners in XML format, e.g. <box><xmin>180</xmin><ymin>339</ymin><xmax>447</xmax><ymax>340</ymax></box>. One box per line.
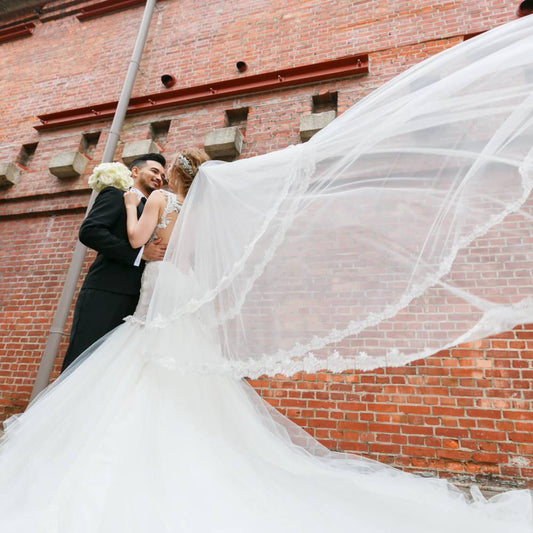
<box><xmin>30</xmin><ymin>0</ymin><xmax>158</xmax><ymax>400</ymax></box>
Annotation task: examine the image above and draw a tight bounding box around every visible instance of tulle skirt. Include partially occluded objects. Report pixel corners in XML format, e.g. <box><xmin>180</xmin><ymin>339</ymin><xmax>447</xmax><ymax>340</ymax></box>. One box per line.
<box><xmin>0</xmin><ymin>305</ymin><xmax>531</xmax><ymax>533</ymax></box>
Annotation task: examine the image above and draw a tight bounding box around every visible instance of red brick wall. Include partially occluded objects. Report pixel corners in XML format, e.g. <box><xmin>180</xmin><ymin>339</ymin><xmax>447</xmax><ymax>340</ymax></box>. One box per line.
<box><xmin>250</xmin><ymin>325</ymin><xmax>533</xmax><ymax>490</ymax></box>
<box><xmin>0</xmin><ymin>209</ymin><xmax>93</xmax><ymax>417</ymax></box>
<box><xmin>0</xmin><ymin>0</ymin><xmax>530</xmax><ymax>489</ymax></box>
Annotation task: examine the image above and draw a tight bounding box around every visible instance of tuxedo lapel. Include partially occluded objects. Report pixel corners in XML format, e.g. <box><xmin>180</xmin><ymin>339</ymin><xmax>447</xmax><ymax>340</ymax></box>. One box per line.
<box><xmin>137</xmin><ymin>196</ymin><xmax>147</xmax><ymax>216</ymax></box>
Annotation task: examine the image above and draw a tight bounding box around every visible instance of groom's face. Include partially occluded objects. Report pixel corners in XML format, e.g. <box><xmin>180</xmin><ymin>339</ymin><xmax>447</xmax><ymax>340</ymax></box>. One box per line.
<box><xmin>132</xmin><ymin>160</ymin><xmax>166</xmax><ymax>196</ymax></box>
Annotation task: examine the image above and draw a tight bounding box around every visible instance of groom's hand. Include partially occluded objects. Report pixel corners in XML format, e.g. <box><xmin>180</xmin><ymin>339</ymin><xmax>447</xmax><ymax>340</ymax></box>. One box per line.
<box><xmin>142</xmin><ymin>239</ymin><xmax>167</xmax><ymax>262</ymax></box>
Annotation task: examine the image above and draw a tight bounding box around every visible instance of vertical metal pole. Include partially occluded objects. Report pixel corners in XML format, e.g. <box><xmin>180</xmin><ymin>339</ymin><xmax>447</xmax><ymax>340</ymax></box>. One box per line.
<box><xmin>30</xmin><ymin>0</ymin><xmax>158</xmax><ymax>400</ymax></box>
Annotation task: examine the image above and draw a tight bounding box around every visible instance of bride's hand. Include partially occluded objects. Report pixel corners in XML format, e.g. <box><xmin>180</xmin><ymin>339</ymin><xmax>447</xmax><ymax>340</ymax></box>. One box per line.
<box><xmin>124</xmin><ymin>190</ymin><xmax>141</xmax><ymax>208</ymax></box>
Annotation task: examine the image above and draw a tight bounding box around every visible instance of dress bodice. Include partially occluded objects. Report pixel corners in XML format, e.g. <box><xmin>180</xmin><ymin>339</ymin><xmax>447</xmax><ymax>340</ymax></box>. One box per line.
<box><xmin>135</xmin><ymin>190</ymin><xmax>182</xmax><ymax>320</ymax></box>
<box><xmin>148</xmin><ymin>190</ymin><xmax>182</xmax><ymax>243</ymax></box>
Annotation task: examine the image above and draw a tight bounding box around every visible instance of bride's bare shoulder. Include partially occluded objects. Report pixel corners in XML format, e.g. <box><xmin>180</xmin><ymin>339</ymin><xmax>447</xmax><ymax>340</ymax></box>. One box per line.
<box><xmin>146</xmin><ymin>190</ymin><xmax>166</xmax><ymax>205</ymax></box>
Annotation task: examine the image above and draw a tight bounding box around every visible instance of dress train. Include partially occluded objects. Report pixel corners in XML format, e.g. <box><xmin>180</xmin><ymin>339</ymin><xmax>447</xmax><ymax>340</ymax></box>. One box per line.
<box><xmin>0</xmin><ymin>263</ymin><xmax>531</xmax><ymax>532</ymax></box>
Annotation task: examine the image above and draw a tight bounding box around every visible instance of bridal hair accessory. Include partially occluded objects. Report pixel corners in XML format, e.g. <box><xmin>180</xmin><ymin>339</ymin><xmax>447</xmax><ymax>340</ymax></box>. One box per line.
<box><xmin>177</xmin><ymin>154</ymin><xmax>195</xmax><ymax>178</ymax></box>
<box><xmin>88</xmin><ymin>162</ymin><xmax>134</xmax><ymax>192</ymax></box>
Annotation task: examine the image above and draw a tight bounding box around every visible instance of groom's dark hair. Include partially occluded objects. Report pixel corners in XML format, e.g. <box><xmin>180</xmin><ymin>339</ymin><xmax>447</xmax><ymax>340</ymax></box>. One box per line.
<box><xmin>129</xmin><ymin>153</ymin><xmax>166</xmax><ymax>170</ymax></box>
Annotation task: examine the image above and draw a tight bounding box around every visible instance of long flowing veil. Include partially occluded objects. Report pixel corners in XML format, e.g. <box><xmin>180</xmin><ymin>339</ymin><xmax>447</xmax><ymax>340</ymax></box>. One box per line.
<box><xmin>145</xmin><ymin>16</ymin><xmax>533</xmax><ymax>378</ymax></box>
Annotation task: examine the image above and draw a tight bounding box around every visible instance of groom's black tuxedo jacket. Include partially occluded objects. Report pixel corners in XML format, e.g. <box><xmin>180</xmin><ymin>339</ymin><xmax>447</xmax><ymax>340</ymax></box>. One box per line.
<box><xmin>79</xmin><ymin>186</ymin><xmax>144</xmax><ymax>296</ymax></box>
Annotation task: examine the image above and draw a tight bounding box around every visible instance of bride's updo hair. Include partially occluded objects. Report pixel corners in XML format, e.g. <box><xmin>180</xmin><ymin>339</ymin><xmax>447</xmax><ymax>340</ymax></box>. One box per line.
<box><xmin>168</xmin><ymin>147</ymin><xmax>210</xmax><ymax>196</ymax></box>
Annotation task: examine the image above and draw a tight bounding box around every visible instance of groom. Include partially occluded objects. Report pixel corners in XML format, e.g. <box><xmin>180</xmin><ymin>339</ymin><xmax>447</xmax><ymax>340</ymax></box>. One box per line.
<box><xmin>61</xmin><ymin>153</ymin><xmax>167</xmax><ymax>372</ymax></box>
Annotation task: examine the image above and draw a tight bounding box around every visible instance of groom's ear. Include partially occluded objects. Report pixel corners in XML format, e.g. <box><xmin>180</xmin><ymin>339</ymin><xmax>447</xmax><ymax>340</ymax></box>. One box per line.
<box><xmin>130</xmin><ymin>165</ymin><xmax>140</xmax><ymax>179</ymax></box>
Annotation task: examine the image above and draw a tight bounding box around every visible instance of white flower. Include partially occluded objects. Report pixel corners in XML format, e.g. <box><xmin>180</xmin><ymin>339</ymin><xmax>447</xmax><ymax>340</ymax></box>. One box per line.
<box><xmin>88</xmin><ymin>162</ymin><xmax>133</xmax><ymax>192</ymax></box>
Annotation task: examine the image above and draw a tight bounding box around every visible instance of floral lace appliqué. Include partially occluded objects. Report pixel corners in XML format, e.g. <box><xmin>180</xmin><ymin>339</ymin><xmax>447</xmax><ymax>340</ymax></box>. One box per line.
<box><xmin>148</xmin><ymin>190</ymin><xmax>182</xmax><ymax>242</ymax></box>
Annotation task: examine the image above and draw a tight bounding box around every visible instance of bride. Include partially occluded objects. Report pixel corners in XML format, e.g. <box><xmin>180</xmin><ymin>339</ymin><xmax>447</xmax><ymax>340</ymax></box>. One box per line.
<box><xmin>1</xmin><ymin>15</ymin><xmax>533</xmax><ymax>533</ymax></box>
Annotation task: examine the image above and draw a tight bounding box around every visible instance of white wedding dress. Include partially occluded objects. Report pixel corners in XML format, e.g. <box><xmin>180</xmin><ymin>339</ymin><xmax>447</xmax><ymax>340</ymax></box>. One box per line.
<box><xmin>0</xmin><ymin>190</ymin><xmax>532</xmax><ymax>533</ymax></box>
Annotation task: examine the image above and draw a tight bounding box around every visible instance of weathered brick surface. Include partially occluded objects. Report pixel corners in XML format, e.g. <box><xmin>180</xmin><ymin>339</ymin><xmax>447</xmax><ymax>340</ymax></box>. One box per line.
<box><xmin>0</xmin><ymin>0</ymin><xmax>530</xmax><ymax>489</ymax></box>
<box><xmin>250</xmin><ymin>324</ymin><xmax>533</xmax><ymax>489</ymax></box>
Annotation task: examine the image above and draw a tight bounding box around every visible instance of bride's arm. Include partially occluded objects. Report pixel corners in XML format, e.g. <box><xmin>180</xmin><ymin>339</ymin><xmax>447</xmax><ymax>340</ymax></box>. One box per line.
<box><xmin>124</xmin><ymin>190</ymin><xmax>164</xmax><ymax>248</ymax></box>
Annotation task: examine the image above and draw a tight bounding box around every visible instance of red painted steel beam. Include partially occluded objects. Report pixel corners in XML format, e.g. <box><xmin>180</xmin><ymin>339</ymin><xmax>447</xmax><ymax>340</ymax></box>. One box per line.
<box><xmin>0</xmin><ymin>22</ymin><xmax>35</xmax><ymax>44</ymax></box>
<box><xmin>34</xmin><ymin>54</ymin><xmax>369</xmax><ymax>131</ymax></box>
<box><xmin>463</xmin><ymin>31</ymin><xmax>485</xmax><ymax>41</ymax></box>
<box><xmin>76</xmin><ymin>0</ymin><xmax>146</xmax><ymax>21</ymax></box>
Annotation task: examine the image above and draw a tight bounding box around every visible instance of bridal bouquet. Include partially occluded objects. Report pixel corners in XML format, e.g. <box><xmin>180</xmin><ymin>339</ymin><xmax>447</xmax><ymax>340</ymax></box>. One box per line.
<box><xmin>88</xmin><ymin>162</ymin><xmax>133</xmax><ymax>192</ymax></box>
